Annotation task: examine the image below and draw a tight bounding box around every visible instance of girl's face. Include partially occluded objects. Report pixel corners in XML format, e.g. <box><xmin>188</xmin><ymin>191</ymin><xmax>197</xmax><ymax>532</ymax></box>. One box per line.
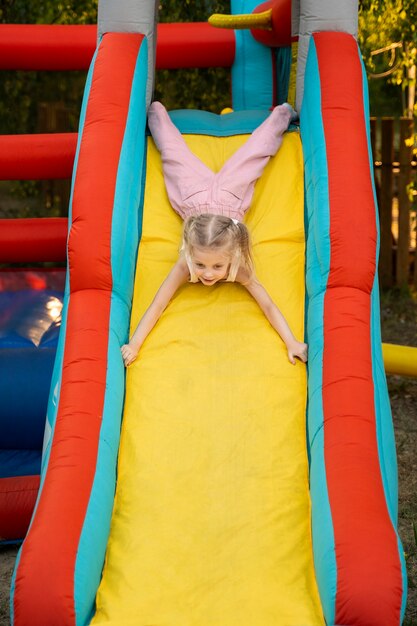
<box><xmin>191</xmin><ymin>246</ymin><xmax>231</xmax><ymax>285</ymax></box>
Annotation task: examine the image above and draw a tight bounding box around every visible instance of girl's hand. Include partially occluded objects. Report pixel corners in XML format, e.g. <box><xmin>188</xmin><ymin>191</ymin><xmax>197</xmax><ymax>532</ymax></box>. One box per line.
<box><xmin>121</xmin><ymin>343</ymin><xmax>139</xmax><ymax>367</ymax></box>
<box><xmin>287</xmin><ymin>341</ymin><xmax>308</xmax><ymax>365</ymax></box>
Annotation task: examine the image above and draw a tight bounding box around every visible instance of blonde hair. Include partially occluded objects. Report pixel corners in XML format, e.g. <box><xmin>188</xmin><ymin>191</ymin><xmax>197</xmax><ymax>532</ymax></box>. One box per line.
<box><xmin>181</xmin><ymin>214</ymin><xmax>254</xmax><ymax>283</ymax></box>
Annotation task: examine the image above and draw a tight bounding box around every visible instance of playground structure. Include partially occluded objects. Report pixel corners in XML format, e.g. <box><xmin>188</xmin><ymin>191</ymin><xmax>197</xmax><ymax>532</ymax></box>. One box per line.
<box><xmin>0</xmin><ymin>0</ymin><xmax>415</xmax><ymax>624</ymax></box>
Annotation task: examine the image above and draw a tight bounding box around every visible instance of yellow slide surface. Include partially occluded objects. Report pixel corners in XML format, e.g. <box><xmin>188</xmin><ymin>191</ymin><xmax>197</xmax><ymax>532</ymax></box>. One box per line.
<box><xmin>92</xmin><ymin>129</ymin><xmax>324</xmax><ymax>625</ymax></box>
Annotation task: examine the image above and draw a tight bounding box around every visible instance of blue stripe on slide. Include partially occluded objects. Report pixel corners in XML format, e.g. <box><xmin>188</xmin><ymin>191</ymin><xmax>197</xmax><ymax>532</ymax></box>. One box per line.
<box><xmin>361</xmin><ymin>48</ymin><xmax>398</xmax><ymax>525</ymax></box>
<box><xmin>361</xmin><ymin>51</ymin><xmax>408</xmax><ymax>623</ymax></box>
<box><xmin>301</xmin><ymin>38</ymin><xmax>336</xmax><ymax>626</ymax></box>
<box><xmin>9</xmin><ymin>44</ymin><xmax>99</xmax><ymax>626</ymax></box>
<box><xmin>166</xmin><ymin>109</ymin><xmax>299</xmax><ymax>137</ymax></box>
<box><xmin>73</xmin><ymin>38</ymin><xmax>148</xmax><ymax>626</ymax></box>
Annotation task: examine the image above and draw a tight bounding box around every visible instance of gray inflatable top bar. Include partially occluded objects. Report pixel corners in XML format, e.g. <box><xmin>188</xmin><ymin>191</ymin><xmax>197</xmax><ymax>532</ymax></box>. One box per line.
<box><xmin>293</xmin><ymin>0</ymin><xmax>358</xmax><ymax>111</ymax></box>
<box><xmin>97</xmin><ymin>0</ymin><xmax>358</xmax><ymax>114</ymax></box>
<box><xmin>97</xmin><ymin>0</ymin><xmax>159</xmax><ymax>108</ymax></box>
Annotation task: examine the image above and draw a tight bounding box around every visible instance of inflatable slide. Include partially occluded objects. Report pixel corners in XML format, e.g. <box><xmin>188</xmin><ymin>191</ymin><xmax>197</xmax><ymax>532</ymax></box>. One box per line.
<box><xmin>9</xmin><ymin>1</ymin><xmax>408</xmax><ymax>625</ymax></box>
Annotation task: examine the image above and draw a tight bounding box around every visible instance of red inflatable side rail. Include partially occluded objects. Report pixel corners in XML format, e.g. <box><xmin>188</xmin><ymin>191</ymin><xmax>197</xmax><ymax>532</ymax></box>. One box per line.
<box><xmin>156</xmin><ymin>23</ymin><xmax>235</xmax><ymax>69</ymax></box>
<box><xmin>0</xmin><ymin>25</ymin><xmax>97</xmax><ymax>71</ymax></box>
<box><xmin>0</xmin><ymin>23</ymin><xmax>235</xmax><ymax>71</ymax></box>
<box><xmin>0</xmin><ymin>218</ymin><xmax>68</xmax><ymax>263</ymax></box>
<box><xmin>0</xmin><ymin>134</ymin><xmax>77</xmax><ymax>180</ymax></box>
<box><xmin>315</xmin><ymin>32</ymin><xmax>403</xmax><ymax>625</ymax></box>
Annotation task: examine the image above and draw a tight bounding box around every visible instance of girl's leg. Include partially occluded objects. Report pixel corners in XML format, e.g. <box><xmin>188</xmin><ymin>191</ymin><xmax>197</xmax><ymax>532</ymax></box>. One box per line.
<box><xmin>147</xmin><ymin>101</ymin><xmax>214</xmax><ymax>216</ymax></box>
<box><xmin>148</xmin><ymin>102</ymin><xmax>212</xmax><ymax>179</ymax></box>
<box><xmin>215</xmin><ymin>105</ymin><xmax>293</xmax><ymax>202</ymax></box>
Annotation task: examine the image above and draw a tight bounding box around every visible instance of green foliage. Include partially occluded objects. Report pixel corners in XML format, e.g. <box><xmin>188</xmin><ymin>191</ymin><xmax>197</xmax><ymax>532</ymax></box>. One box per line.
<box><xmin>0</xmin><ymin>0</ymin><xmax>98</xmax><ymax>24</ymax></box>
<box><xmin>359</xmin><ymin>1</ymin><xmax>417</xmax><ymax>116</ymax></box>
<box><xmin>157</xmin><ymin>0</ymin><xmax>228</xmax><ymax>23</ymax></box>
<box><xmin>155</xmin><ymin>67</ymin><xmax>231</xmax><ymax>113</ymax></box>
<box><xmin>152</xmin><ymin>0</ymin><xmax>231</xmax><ymax>112</ymax></box>
<box><xmin>0</xmin><ymin>1</ymin><xmax>98</xmax><ymax>135</ymax></box>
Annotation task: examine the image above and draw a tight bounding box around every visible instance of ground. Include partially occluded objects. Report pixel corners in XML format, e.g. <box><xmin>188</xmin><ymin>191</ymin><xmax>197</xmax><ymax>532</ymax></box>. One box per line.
<box><xmin>0</xmin><ymin>289</ymin><xmax>416</xmax><ymax>626</ymax></box>
<box><xmin>381</xmin><ymin>288</ymin><xmax>417</xmax><ymax>625</ymax></box>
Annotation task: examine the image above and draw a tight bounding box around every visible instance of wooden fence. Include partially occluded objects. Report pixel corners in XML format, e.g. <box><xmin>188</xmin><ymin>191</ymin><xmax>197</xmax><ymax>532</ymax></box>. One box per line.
<box><xmin>370</xmin><ymin>117</ymin><xmax>417</xmax><ymax>289</ymax></box>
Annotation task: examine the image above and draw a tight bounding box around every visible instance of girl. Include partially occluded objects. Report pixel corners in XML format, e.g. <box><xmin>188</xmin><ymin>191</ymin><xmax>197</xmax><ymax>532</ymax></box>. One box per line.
<box><xmin>121</xmin><ymin>102</ymin><xmax>307</xmax><ymax>367</ymax></box>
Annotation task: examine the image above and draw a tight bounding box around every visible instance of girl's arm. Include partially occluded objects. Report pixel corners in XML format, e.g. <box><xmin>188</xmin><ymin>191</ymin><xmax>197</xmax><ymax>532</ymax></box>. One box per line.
<box><xmin>121</xmin><ymin>258</ymin><xmax>189</xmax><ymax>366</ymax></box>
<box><xmin>238</xmin><ymin>269</ymin><xmax>308</xmax><ymax>364</ymax></box>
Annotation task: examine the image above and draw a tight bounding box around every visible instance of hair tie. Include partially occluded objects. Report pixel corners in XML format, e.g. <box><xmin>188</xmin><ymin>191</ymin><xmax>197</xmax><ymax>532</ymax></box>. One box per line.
<box><xmin>231</xmin><ymin>218</ymin><xmax>240</xmax><ymax>225</ymax></box>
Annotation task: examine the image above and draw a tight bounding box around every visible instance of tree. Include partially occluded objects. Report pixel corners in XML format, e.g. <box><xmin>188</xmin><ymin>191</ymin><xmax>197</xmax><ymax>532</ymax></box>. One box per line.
<box><xmin>359</xmin><ymin>1</ymin><xmax>417</xmax><ymax>118</ymax></box>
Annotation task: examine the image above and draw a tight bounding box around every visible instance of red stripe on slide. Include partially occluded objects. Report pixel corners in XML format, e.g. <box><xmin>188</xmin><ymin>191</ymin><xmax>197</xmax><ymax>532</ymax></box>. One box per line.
<box><xmin>13</xmin><ymin>33</ymin><xmax>143</xmax><ymax>626</ymax></box>
<box><xmin>315</xmin><ymin>32</ymin><xmax>403</xmax><ymax>625</ymax></box>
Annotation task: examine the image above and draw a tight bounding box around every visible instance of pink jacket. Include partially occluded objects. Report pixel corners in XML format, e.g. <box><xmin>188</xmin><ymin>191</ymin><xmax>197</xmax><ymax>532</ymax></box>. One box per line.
<box><xmin>147</xmin><ymin>101</ymin><xmax>293</xmax><ymax>222</ymax></box>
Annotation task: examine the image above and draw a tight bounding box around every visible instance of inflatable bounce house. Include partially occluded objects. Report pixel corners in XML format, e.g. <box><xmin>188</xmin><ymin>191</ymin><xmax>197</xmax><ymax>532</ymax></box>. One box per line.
<box><xmin>0</xmin><ymin>265</ymin><xmax>65</xmax><ymax>542</ymax></box>
<box><xmin>0</xmin><ymin>0</ymin><xmax>413</xmax><ymax>623</ymax></box>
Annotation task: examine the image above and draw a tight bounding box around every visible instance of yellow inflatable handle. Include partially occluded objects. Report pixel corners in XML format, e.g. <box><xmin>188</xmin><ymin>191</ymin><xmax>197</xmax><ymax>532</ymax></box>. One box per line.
<box><xmin>382</xmin><ymin>342</ymin><xmax>417</xmax><ymax>377</ymax></box>
<box><xmin>208</xmin><ymin>10</ymin><xmax>272</xmax><ymax>30</ymax></box>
